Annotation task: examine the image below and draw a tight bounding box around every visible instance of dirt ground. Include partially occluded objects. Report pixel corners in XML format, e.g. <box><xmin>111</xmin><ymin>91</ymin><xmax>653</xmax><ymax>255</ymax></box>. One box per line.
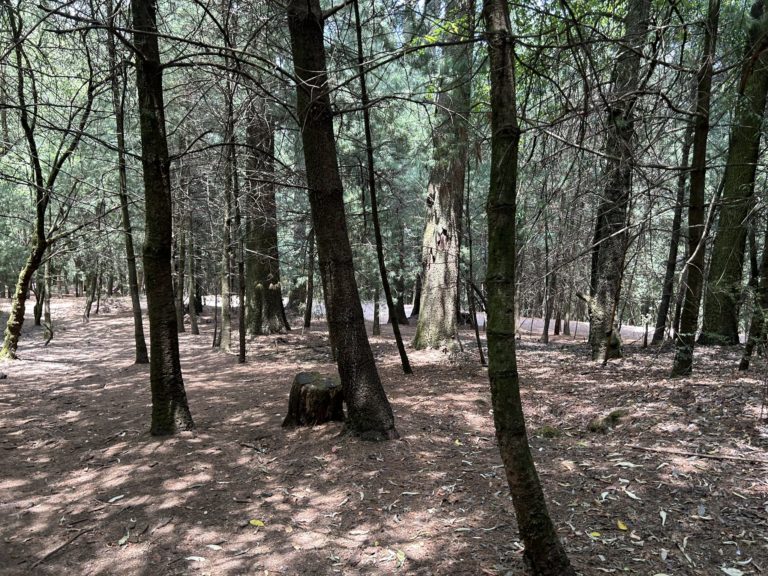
<box><xmin>1</xmin><ymin>297</ymin><xmax>767</xmax><ymax>575</ymax></box>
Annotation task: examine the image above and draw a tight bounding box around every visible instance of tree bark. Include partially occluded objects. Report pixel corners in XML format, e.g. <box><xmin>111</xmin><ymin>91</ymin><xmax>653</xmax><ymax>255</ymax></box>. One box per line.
<box><xmin>699</xmin><ymin>3</ymin><xmax>768</xmax><ymax>345</ymax></box>
<box><xmin>287</xmin><ymin>0</ymin><xmax>397</xmax><ymax>440</ymax></box>
<box><xmin>132</xmin><ymin>0</ymin><xmax>194</xmax><ymax>434</ymax></box>
<box><xmin>245</xmin><ymin>106</ymin><xmax>289</xmax><ymax>335</ymax></box>
<box><xmin>303</xmin><ymin>228</ymin><xmax>315</xmax><ymax>329</ymax></box>
<box><xmin>484</xmin><ymin>0</ymin><xmax>576</xmax><ymax>572</ymax></box>
<box><xmin>588</xmin><ymin>0</ymin><xmax>651</xmax><ymax>361</ymax></box>
<box><xmin>413</xmin><ymin>0</ymin><xmax>471</xmax><ymax>350</ymax></box>
<box><xmin>672</xmin><ymin>0</ymin><xmax>720</xmax><ymax>376</ymax></box>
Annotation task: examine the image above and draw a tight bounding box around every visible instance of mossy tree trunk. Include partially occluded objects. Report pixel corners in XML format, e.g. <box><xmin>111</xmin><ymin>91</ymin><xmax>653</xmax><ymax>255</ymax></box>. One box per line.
<box><xmin>672</xmin><ymin>0</ymin><xmax>720</xmax><ymax>376</ymax></box>
<box><xmin>413</xmin><ymin>0</ymin><xmax>471</xmax><ymax>350</ymax></box>
<box><xmin>699</xmin><ymin>3</ymin><xmax>768</xmax><ymax>346</ymax></box>
<box><xmin>132</xmin><ymin>0</ymin><xmax>194</xmax><ymax>434</ymax></box>
<box><xmin>245</xmin><ymin>104</ymin><xmax>289</xmax><ymax>335</ymax></box>
<box><xmin>287</xmin><ymin>0</ymin><xmax>397</xmax><ymax>440</ymax></box>
<box><xmin>588</xmin><ymin>0</ymin><xmax>650</xmax><ymax>362</ymax></box>
<box><xmin>484</xmin><ymin>0</ymin><xmax>576</xmax><ymax>572</ymax></box>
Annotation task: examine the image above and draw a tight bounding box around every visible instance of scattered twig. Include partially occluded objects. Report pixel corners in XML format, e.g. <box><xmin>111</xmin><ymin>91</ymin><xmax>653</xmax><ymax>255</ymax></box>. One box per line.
<box><xmin>30</xmin><ymin>528</ymin><xmax>92</xmax><ymax>568</ymax></box>
<box><xmin>627</xmin><ymin>444</ymin><xmax>768</xmax><ymax>464</ymax></box>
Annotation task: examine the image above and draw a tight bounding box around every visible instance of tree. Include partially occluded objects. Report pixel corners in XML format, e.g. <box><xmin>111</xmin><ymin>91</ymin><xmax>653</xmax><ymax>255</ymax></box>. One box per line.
<box><xmin>413</xmin><ymin>0</ymin><xmax>472</xmax><ymax>350</ymax></box>
<box><xmin>699</xmin><ymin>2</ymin><xmax>768</xmax><ymax>345</ymax></box>
<box><xmin>672</xmin><ymin>0</ymin><xmax>720</xmax><ymax>377</ymax></box>
<box><xmin>0</xmin><ymin>2</ymin><xmax>95</xmax><ymax>360</ymax></box>
<box><xmin>245</xmin><ymin>101</ymin><xmax>290</xmax><ymax>335</ymax></box>
<box><xmin>587</xmin><ymin>0</ymin><xmax>651</xmax><ymax>362</ymax></box>
<box><xmin>107</xmin><ymin>0</ymin><xmax>148</xmax><ymax>364</ymax></box>
<box><xmin>132</xmin><ymin>0</ymin><xmax>194</xmax><ymax>434</ymax></box>
<box><xmin>287</xmin><ymin>0</ymin><xmax>397</xmax><ymax>440</ymax></box>
<box><xmin>483</xmin><ymin>0</ymin><xmax>576</xmax><ymax>572</ymax></box>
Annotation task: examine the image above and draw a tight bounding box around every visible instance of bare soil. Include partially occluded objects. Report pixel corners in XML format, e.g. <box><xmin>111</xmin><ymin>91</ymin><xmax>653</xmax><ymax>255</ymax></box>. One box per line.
<box><xmin>1</xmin><ymin>297</ymin><xmax>767</xmax><ymax>575</ymax></box>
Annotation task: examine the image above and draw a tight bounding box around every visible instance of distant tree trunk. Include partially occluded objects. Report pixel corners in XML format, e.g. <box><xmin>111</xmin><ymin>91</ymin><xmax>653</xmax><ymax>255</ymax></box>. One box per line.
<box><xmin>484</xmin><ymin>0</ymin><xmax>576</xmax><ymax>572</ymax></box>
<box><xmin>218</xmin><ymin>127</ymin><xmax>234</xmax><ymax>352</ymax></box>
<box><xmin>43</xmin><ymin>259</ymin><xmax>52</xmax><ymax>344</ymax></box>
<box><xmin>188</xmin><ymin>215</ymin><xmax>199</xmax><ymax>336</ymax></box>
<box><xmin>33</xmin><ymin>274</ymin><xmax>43</xmax><ymax>326</ymax></box>
<box><xmin>739</xmin><ymin>220</ymin><xmax>768</xmax><ymax>369</ymax></box>
<box><xmin>245</xmin><ymin>106</ymin><xmax>289</xmax><ymax>335</ymax></box>
<box><xmin>175</xmin><ymin>227</ymin><xmax>186</xmax><ymax>333</ymax></box>
<box><xmin>672</xmin><ymin>0</ymin><xmax>720</xmax><ymax>377</ymax></box>
<box><xmin>303</xmin><ymin>228</ymin><xmax>315</xmax><ymax>329</ymax></box>
<box><xmin>372</xmin><ymin>287</ymin><xmax>381</xmax><ymax>336</ymax></box>
<box><xmin>132</xmin><ymin>0</ymin><xmax>194</xmax><ymax>434</ymax></box>
<box><xmin>83</xmin><ymin>272</ymin><xmax>97</xmax><ymax>320</ymax></box>
<box><xmin>288</xmin><ymin>0</ymin><xmax>397</xmax><ymax>440</ymax></box>
<box><xmin>652</xmin><ymin>119</ymin><xmax>693</xmax><ymax>344</ymax></box>
<box><xmin>108</xmin><ymin>0</ymin><xmax>148</xmax><ymax>363</ymax></box>
<box><xmin>700</xmin><ymin>2</ymin><xmax>768</xmax><ymax>346</ymax></box>
<box><xmin>410</xmin><ymin>273</ymin><xmax>422</xmax><ymax>317</ymax></box>
<box><xmin>413</xmin><ymin>0</ymin><xmax>471</xmax><ymax>350</ymax></box>
<box><xmin>588</xmin><ymin>0</ymin><xmax>651</xmax><ymax>361</ymax></box>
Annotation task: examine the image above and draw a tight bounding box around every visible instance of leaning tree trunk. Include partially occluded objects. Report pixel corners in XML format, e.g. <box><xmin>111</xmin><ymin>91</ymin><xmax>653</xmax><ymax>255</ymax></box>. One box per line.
<box><xmin>588</xmin><ymin>0</ymin><xmax>651</xmax><ymax>362</ymax></box>
<box><xmin>1</xmin><ymin>245</ymin><xmax>46</xmax><ymax>359</ymax></box>
<box><xmin>288</xmin><ymin>0</ymin><xmax>397</xmax><ymax>440</ymax></box>
<box><xmin>107</xmin><ymin>0</ymin><xmax>148</xmax><ymax>363</ymax></box>
<box><xmin>413</xmin><ymin>0</ymin><xmax>471</xmax><ymax>350</ymax></box>
<box><xmin>132</xmin><ymin>0</ymin><xmax>194</xmax><ymax>434</ymax></box>
<box><xmin>245</xmin><ymin>105</ymin><xmax>289</xmax><ymax>335</ymax></box>
<box><xmin>672</xmin><ymin>0</ymin><xmax>720</xmax><ymax>377</ymax></box>
<box><xmin>699</xmin><ymin>3</ymin><xmax>768</xmax><ymax>346</ymax></box>
<box><xmin>483</xmin><ymin>0</ymin><xmax>576</xmax><ymax>572</ymax></box>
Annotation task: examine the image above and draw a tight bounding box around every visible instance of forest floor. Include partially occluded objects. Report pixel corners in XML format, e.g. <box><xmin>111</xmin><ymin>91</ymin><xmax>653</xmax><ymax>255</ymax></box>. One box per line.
<box><xmin>0</xmin><ymin>297</ymin><xmax>767</xmax><ymax>576</ymax></box>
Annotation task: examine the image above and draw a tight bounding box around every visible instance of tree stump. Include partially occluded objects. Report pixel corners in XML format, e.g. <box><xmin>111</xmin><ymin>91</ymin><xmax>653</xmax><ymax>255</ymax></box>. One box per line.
<box><xmin>282</xmin><ymin>372</ymin><xmax>344</xmax><ymax>427</ymax></box>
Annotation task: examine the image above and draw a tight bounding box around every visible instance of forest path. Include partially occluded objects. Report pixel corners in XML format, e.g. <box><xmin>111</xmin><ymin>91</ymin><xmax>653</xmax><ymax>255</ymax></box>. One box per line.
<box><xmin>0</xmin><ymin>297</ymin><xmax>766</xmax><ymax>575</ymax></box>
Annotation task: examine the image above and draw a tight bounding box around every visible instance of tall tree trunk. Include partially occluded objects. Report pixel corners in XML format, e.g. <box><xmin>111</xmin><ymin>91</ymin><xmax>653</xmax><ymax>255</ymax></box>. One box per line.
<box><xmin>410</xmin><ymin>273</ymin><xmax>422</xmax><ymax>317</ymax></box>
<box><xmin>413</xmin><ymin>0</ymin><xmax>471</xmax><ymax>350</ymax></box>
<box><xmin>483</xmin><ymin>0</ymin><xmax>575</xmax><ymax>572</ymax></box>
<box><xmin>652</xmin><ymin>119</ymin><xmax>693</xmax><ymax>344</ymax></box>
<box><xmin>699</xmin><ymin>3</ymin><xmax>768</xmax><ymax>345</ymax></box>
<box><xmin>588</xmin><ymin>0</ymin><xmax>651</xmax><ymax>361</ymax></box>
<box><xmin>245</xmin><ymin>105</ymin><xmax>289</xmax><ymax>335</ymax></box>
<box><xmin>132</xmin><ymin>0</ymin><xmax>194</xmax><ymax>434</ymax></box>
<box><xmin>288</xmin><ymin>0</ymin><xmax>397</xmax><ymax>440</ymax></box>
<box><xmin>353</xmin><ymin>0</ymin><xmax>411</xmax><ymax>373</ymax></box>
<box><xmin>672</xmin><ymin>0</ymin><xmax>720</xmax><ymax>376</ymax></box>
<box><xmin>108</xmin><ymin>0</ymin><xmax>148</xmax><ymax>363</ymax></box>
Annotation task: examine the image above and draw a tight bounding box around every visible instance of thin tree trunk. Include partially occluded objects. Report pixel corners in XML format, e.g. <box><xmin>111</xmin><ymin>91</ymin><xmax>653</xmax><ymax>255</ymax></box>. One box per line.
<box><xmin>353</xmin><ymin>0</ymin><xmax>411</xmax><ymax>373</ymax></box>
<box><xmin>303</xmin><ymin>228</ymin><xmax>315</xmax><ymax>329</ymax></box>
<box><xmin>108</xmin><ymin>0</ymin><xmax>148</xmax><ymax>363</ymax></box>
<box><xmin>288</xmin><ymin>0</ymin><xmax>397</xmax><ymax>440</ymax></box>
<box><xmin>175</xmin><ymin>226</ymin><xmax>186</xmax><ymax>333</ymax></box>
<box><xmin>132</xmin><ymin>0</ymin><xmax>194</xmax><ymax>434</ymax></box>
<box><xmin>484</xmin><ymin>0</ymin><xmax>576</xmax><ymax>572</ymax></box>
<box><xmin>672</xmin><ymin>0</ymin><xmax>720</xmax><ymax>376</ymax></box>
<box><xmin>43</xmin><ymin>259</ymin><xmax>52</xmax><ymax>344</ymax></box>
<box><xmin>188</xmin><ymin>214</ymin><xmax>199</xmax><ymax>336</ymax></box>
<box><xmin>652</xmin><ymin>119</ymin><xmax>693</xmax><ymax>344</ymax></box>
